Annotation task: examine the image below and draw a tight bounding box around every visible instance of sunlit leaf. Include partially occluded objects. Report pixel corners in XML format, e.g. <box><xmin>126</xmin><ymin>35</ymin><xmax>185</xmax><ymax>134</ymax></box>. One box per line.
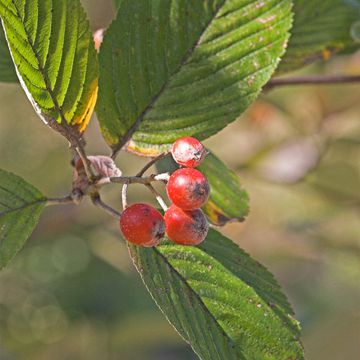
<box><xmin>129</xmin><ymin>229</ymin><xmax>304</xmax><ymax>360</ymax></box>
<box><xmin>97</xmin><ymin>0</ymin><xmax>293</xmax><ymax>157</ymax></box>
<box><xmin>0</xmin><ymin>0</ymin><xmax>99</xmax><ymax>136</ymax></box>
<box><xmin>0</xmin><ymin>169</ymin><xmax>45</xmax><ymax>269</ymax></box>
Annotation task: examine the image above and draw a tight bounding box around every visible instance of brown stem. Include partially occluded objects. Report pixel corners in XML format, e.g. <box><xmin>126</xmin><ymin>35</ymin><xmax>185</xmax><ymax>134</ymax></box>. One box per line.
<box><xmin>136</xmin><ymin>152</ymin><xmax>171</xmax><ymax>177</ymax></box>
<box><xmin>74</xmin><ymin>144</ymin><xmax>96</xmax><ymax>182</ymax></box>
<box><xmin>46</xmin><ymin>195</ymin><xmax>75</xmax><ymax>206</ymax></box>
<box><xmin>116</xmin><ymin>173</ymin><xmax>170</xmax><ymax>211</ymax></box>
<box><xmin>265</xmin><ymin>74</ymin><xmax>360</xmax><ymax>90</ymax></box>
<box><xmin>91</xmin><ymin>195</ymin><xmax>121</xmax><ymax>218</ymax></box>
<box><xmin>110</xmin><ymin>173</ymin><xmax>170</xmax><ymax>185</ymax></box>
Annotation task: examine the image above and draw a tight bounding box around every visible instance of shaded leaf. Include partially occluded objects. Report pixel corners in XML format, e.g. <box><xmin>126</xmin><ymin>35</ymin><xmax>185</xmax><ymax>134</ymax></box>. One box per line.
<box><xmin>198</xmin><ymin>152</ymin><xmax>249</xmax><ymax>225</ymax></box>
<box><xmin>278</xmin><ymin>0</ymin><xmax>360</xmax><ymax>73</ymax></box>
<box><xmin>97</xmin><ymin>0</ymin><xmax>293</xmax><ymax>157</ymax></box>
<box><xmin>129</xmin><ymin>229</ymin><xmax>304</xmax><ymax>360</ymax></box>
<box><xmin>0</xmin><ymin>169</ymin><xmax>45</xmax><ymax>269</ymax></box>
<box><xmin>0</xmin><ymin>0</ymin><xmax>98</xmax><ymax>136</ymax></box>
<box><xmin>0</xmin><ymin>24</ymin><xmax>16</xmax><ymax>82</ymax></box>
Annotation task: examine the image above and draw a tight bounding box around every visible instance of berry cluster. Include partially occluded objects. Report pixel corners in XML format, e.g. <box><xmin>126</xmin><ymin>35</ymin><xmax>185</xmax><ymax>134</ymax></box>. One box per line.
<box><xmin>120</xmin><ymin>137</ymin><xmax>210</xmax><ymax>247</ymax></box>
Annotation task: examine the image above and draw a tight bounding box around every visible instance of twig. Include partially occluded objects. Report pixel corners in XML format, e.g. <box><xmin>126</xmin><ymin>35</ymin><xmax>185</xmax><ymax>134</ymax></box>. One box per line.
<box><xmin>91</xmin><ymin>195</ymin><xmax>121</xmax><ymax>218</ymax></box>
<box><xmin>74</xmin><ymin>145</ymin><xmax>96</xmax><ymax>182</ymax></box>
<box><xmin>110</xmin><ymin>173</ymin><xmax>170</xmax><ymax>185</ymax></box>
<box><xmin>154</xmin><ymin>172</ymin><xmax>170</xmax><ymax>182</ymax></box>
<box><xmin>265</xmin><ymin>74</ymin><xmax>360</xmax><ymax>90</ymax></box>
<box><xmin>136</xmin><ymin>152</ymin><xmax>171</xmax><ymax>177</ymax></box>
<box><xmin>122</xmin><ymin>181</ymin><xmax>129</xmax><ymax>210</ymax></box>
<box><xmin>145</xmin><ymin>184</ymin><xmax>168</xmax><ymax>212</ymax></box>
<box><xmin>118</xmin><ymin>174</ymin><xmax>170</xmax><ymax>211</ymax></box>
<box><xmin>46</xmin><ymin>195</ymin><xmax>75</xmax><ymax>206</ymax></box>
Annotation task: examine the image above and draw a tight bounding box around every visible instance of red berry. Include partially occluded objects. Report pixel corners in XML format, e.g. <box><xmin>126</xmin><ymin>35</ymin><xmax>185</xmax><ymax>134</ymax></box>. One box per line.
<box><xmin>171</xmin><ymin>137</ymin><xmax>206</xmax><ymax>168</ymax></box>
<box><xmin>164</xmin><ymin>205</ymin><xmax>209</xmax><ymax>245</ymax></box>
<box><xmin>119</xmin><ymin>203</ymin><xmax>165</xmax><ymax>247</ymax></box>
<box><xmin>166</xmin><ymin>168</ymin><xmax>210</xmax><ymax>210</ymax></box>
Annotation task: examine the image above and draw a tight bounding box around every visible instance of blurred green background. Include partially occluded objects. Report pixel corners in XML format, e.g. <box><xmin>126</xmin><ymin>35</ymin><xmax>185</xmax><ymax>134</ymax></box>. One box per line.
<box><xmin>1</xmin><ymin>1</ymin><xmax>360</xmax><ymax>359</ymax></box>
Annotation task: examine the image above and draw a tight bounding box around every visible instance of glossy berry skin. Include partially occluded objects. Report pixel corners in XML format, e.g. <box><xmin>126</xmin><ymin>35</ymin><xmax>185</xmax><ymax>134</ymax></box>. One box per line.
<box><xmin>164</xmin><ymin>205</ymin><xmax>209</xmax><ymax>245</ymax></box>
<box><xmin>167</xmin><ymin>168</ymin><xmax>210</xmax><ymax>210</ymax></box>
<box><xmin>120</xmin><ymin>203</ymin><xmax>165</xmax><ymax>247</ymax></box>
<box><xmin>171</xmin><ymin>137</ymin><xmax>206</xmax><ymax>168</ymax></box>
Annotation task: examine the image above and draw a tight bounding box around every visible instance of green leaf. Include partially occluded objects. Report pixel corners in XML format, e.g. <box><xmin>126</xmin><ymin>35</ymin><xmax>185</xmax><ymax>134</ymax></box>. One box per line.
<box><xmin>0</xmin><ymin>169</ymin><xmax>45</xmax><ymax>269</ymax></box>
<box><xmin>97</xmin><ymin>0</ymin><xmax>293</xmax><ymax>157</ymax></box>
<box><xmin>278</xmin><ymin>0</ymin><xmax>360</xmax><ymax>73</ymax></box>
<box><xmin>129</xmin><ymin>229</ymin><xmax>304</xmax><ymax>360</ymax></box>
<box><xmin>0</xmin><ymin>0</ymin><xmax>99</xmax><ymax>135</ymax></box>
<box><xmin>0</xmin><ymin>24</ymin><xmax>17</xmax><ymax>82</ymax></box>
<box><xmin>198</xmin><ymin>152</ymin><xmax>249</xmax><ymax>225</ymax></box>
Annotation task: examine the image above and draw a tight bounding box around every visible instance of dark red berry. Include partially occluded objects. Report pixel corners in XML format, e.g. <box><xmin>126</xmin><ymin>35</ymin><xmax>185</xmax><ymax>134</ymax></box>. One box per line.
<box><xmin>119</xmin><ymin>203</ymin><xmax>165</xmax><ymax>247</ymax></box>
<box><xmin>164</xmin><ymin>205</ymin><xmax>209</xmax><ymax>245</ymax></box>
<box><xmin>171</xmin><ymin>137</ymin><xmax>207</xmax><ymax>168</ymax></box>
<box><xmin>166</xmin><ymin>168</ymin><xmax>210</xmax><ymax>210</ymax></box>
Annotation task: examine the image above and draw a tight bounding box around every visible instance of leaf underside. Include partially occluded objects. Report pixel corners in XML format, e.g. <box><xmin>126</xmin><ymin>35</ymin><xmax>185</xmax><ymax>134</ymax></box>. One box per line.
<box><xmin>0</xmin><ymin>169</ymin><xmax>45</xmax><ymax>269</ymax></box>
<box><xmin>278</xmin><ymin>0</ymin><xmax>360</xmax><ymax>73</ymax></box>
<box><xmin>0</xmin><ymin>24</ymin><xmax>16</xmax><ymax>82</ymax></box>
<box><xmin>129</xmin><ymin>229</ymin><xmax>304</xmax><ymax>360</ymax></box>
<box><xmin>97</xmin><ymin>0</ymin><xmax>293</xmax><ymax>156</ymax></box>
<box><xmin>0</xmin><ymin>0</ymin><xmax>98</xmax><ymax>133</ymax></box>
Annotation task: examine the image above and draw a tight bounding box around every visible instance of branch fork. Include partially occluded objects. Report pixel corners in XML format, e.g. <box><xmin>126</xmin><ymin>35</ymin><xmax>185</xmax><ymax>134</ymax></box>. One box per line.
<box><xmin>49</xmin><ymin>151</ymin><xmax>171</xmax><ymax>219</ymax></box>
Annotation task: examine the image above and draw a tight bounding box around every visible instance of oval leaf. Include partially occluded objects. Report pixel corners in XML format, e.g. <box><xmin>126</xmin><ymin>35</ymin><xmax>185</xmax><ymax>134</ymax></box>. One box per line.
<box><xmin>0</xmin><ymin>169</ymin><xmax>45</xmax><ymax>269</ymax></box>
<box><xmin>97</xmin><ymin>0</ymin><xmax>293</xmax><ymax>157</ymax></box>
<box><xmin>129</xmin><ymin>229</ymin><xmax>304</xmax><ymax>360</ymax></box>
<box><xmin>0</xmin><ymin>24</ymin><xmax>17</xmax><ymax>82</ymax></box>
<box><xmin>198</xmin><ymin>152</ymin><xmax>249</xmax><ymax>225</ymax></box>
<box><xmin>0</xmin><ymin>0</ymin><xmax>99</xmax><ymax>136</ymax></box>
<box><xmin>278</xmin><ymin>0</ymin><xmax>360</xmax><ymax>73</ymax></box>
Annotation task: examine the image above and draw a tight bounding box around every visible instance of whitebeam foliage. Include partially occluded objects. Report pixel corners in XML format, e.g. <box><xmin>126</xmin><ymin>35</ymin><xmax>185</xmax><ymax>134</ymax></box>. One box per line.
<box><xmin>129</xmin><ymin>229</ymin><xmax>304</xmax><ymax>360</ymax></box>
<box><xmin>0</xmin><ymin>0</ymin><xmax>98</xmax><ymax>136</ymax></box>
<box><xmin>0</xmin><ymin>169</ymin><xmax>45</xmax><ymax>269</ymax></box>
<box><xmin>97</xmin><ymin>0</ymin><xmax>293</xmax><ymax>156</ymax></box>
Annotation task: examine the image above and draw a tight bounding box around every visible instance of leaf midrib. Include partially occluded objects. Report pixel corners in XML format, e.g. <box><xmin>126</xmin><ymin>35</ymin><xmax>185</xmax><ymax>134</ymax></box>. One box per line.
<box><xmin>161</xmin><ymin>243</ymin><xmax>303</xmax><ymax>354</ymax></box>
<box><xmin>10</xmin><ymin>1</ymin><xmax>59</xmax><ymax>113</ymax></box>
<box><xmin>111</xmin><ymin>1</ymin><xmax>228</xmax><ymax>158</ymax></box>
<box><xmin>131</xmin><ymin>244</ymin><xmax>245</xmax><ymax>360</ymax></box>
<box><xmin>0</xmin><ymin>198</ymin><xmax>45</xmax><ymax>217</ymax></box>
<box><xmin>167</xmin><ymin>242</ymin><xmax>297</xmax><ymax>327</ymax></box>
<box><xmin>202</xmin><ymin>241</ymin><xmax>291</xmax><ymax>303</ymax></box>
<box><xmin>5</xmin><ymin>0</ymin><xmax>81</xmax><ymax>141</ymax></box>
